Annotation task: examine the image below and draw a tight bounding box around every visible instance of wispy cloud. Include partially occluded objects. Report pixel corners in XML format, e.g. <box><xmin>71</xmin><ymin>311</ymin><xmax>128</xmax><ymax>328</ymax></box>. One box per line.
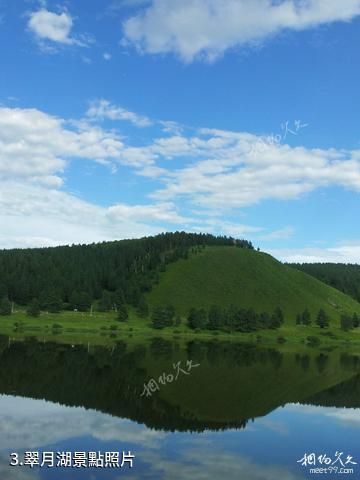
<box><xmin>87</xmin><ymin>99</ymin><xmax>153</xmax><ymax>127</ymax></box>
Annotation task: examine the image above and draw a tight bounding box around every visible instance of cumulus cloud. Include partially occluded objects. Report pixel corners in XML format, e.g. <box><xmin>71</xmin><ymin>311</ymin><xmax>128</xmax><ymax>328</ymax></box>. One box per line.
<box><xmin>0</xmin><ymin>105</ymin><xmax>192</xmax><ymax>248</ymax></box>
<box><xmin>0</xmin><ymin>183</ymin><xmax>188</xmax><ymax>248</ymax></box>
<box><xmin>28</xmin><ymin>8</ymin><xmax>89</xmax><ymax>47</ymax></box>
<box><xmin>2</xmin><ymin>103</ymin><xmax>360</xmax><ymax>259</ymax></box>
<box><xmin>0</xmin><ymin>106</ymin><xmax>125</xmax><ymax>186</ymax></box>
<box><xmin>122</xmin><ymin>0</ymin><xmax>360</xmax><ymax>62</ymax></box>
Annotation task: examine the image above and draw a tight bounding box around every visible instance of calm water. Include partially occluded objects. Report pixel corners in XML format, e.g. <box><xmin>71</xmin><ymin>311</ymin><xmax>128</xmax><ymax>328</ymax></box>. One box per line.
<box><xmin>0</xmin><ymin>336</ymin><xmax>360</xmax><ymax>479</ymax></box>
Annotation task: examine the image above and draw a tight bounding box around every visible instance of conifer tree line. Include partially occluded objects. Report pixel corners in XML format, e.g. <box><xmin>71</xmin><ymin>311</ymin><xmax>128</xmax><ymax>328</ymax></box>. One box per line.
<box><xmin>0</xmin><ymin>232</ymin><xmax>253</xmax><ymax>309</ymax></box>
<box><xmin>291</xmin><ymin>263</ymin><xmax>360</xmax><ymax>303</ymax></box>
<box><xmin>149</xmin><ymin>304</ymin><xmax>285</xmax><ymax>332</ymax></box>
<box><xmin>295</xmin><ymin>308</ymin><xmax>360</xmax><ymax>330</ymax></box>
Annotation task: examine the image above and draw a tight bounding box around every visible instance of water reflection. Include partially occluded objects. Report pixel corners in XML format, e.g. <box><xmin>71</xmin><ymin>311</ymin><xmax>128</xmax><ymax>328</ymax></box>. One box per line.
<box><xmin>0</xmin><ymin>336</ymin><xmax>359</xmax><ymax>479</ymax></box>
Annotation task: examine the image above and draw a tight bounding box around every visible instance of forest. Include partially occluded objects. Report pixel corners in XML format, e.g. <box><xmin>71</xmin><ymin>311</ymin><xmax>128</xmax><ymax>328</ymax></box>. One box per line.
<box><xmin>291</xmin><ymin>263</ymin><xmax>360</xmax><ymax>303</ymax></box>
<box><xmin>0</xmin><ymin>232</ymin><xmax>253</xmax><ymax>309</ymax></box>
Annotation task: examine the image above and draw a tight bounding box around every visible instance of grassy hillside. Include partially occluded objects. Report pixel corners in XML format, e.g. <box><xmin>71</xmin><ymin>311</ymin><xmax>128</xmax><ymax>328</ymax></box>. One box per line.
<box><xmin>147</xmin><ymin>246</ymin><xmax>360</xmax><ymax>323</ymax></box>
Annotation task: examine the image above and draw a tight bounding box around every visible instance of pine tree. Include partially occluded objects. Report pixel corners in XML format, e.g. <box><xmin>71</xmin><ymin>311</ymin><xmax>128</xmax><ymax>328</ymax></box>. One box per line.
<box><xmin>316</xmin><ymin>309</ymin><xmax>329</xmax><ymax>329</ymax></box>
<box><xmin>259</xmin><ymin>312</ymin><xmax>271</xmax><ymax>329</ymax></box>
<box><xmin>0</xmin><ymin>297</ymin><xmax>11</xmax><ymax>316</ymax></box>
<box><xmin>151</xmin><ymin>305</ymin><xmax>175</xmax><ymax>329</ymax></box>
<box><xmin>136</xmin><ymin>296</ymin><xmax>149</xmax><ymax>318</ymax></box>
<box><xmin>41</xmin><ymin>289</ymin><xmax>62</xmax><ymax>313</ymax></box>
<box><xmin>340</xmin><ymin>314</ymin><xmax>353</xmax><ymax>331</ymax></box>
<box><xmin>208</xmin><ymin>305</ymin><xmax>224</xmax><ymax>330</ymax></box>
<box><xmin>269</xmin><ymin>307</ymin><xmax>284</xmax><ymax>329</ymax></box>
<box><xmin>98</xmin><ymin>290</ymin><xmax>113</xmax><ymax>312</ymax></box>
<box><xmin>77</xmin><ymin>291</ymin><xmax>92</xmax><ymax>312</ymax></box>
<box><xmin>117</xmin><ymin>304</ymin><xmax>129</xmax><ymax>322</ymax></box>
<box><xmin>113</xmin><ymin>288</ymin><xmax>125</xmax><ymax>311</ymax></box>
<box><xmin>187</xmin><ymin>308</ymin><xmax>208</xmax><ymax>330</ymax></box>
<box><xmin>301</xmin><ymin>309</ymin><xmax>311</xmax><ymax>326</ymax></box>
<box><xmin>27</xmin><ymin>298</ymin><xmax>41</xmax><ymax>317</ymax></box>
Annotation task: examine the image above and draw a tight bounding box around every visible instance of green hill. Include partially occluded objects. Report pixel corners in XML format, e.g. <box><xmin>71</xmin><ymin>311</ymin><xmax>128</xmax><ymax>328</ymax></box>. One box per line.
<box><xmin>147</xmin><ymin>246</ymin><xmax>360</xmax><ymax>323</ymax></box>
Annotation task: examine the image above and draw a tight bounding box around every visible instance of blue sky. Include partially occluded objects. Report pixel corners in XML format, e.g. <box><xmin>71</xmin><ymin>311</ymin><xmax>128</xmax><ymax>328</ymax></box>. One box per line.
<box><xmin>0</xmin><ymin>0</ymin><xmax>360</xmax><ymax>262</ymax></box>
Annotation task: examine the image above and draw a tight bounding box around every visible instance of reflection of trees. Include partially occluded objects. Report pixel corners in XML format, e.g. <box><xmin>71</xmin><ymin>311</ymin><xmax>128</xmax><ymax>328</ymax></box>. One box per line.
<box><xmin>186</xmin><ymin>340</ymin><xmax>208</xmax><ymax>363</ymax></box>
<box><xmin>295</xmin><ymin>353</ymin><xmax>311</xmax><ymax>372</ymax></box>
<box><xmin>315</xmin><ymin>353</ymin><xmax>329</xmax><ymax>374</ymax></box>
<box><xmin>305</xmin><ymin>373</ymin><xmax>360</xmax><ymax>409</ymax></box>
<box><xmin>340</xmin><ymin>353</ymin><xmax>360</xmax><ymax>370</ymax></box>
<box><xmin>149</xmin><ymin>337</ymin><xmax>173</xmax><ymax>359</ymax></box>
<box><xmin>0</xmin><ymin>336</ymin><xmax>358</xmax><ymax>432</ymax></box>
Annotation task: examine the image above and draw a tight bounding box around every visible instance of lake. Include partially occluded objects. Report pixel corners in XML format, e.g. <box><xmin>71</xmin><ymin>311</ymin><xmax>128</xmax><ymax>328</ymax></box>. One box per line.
<box><xmin>0</xmin><ymin>336</ymin><xmax>359</xmax><ymax>479</ymax></box>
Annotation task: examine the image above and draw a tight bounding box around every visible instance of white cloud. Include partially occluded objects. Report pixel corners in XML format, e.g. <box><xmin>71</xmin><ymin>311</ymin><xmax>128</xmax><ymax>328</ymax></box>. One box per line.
<box><xmin>0</xmin><ymin>394</ymin><xmax>305</xmax><ymax>480</ymax></box>
<box><xmin>103</xmin><ymin>52</ymin><xmax>112</xmax><ymax>60</ymax></box>
<box><xmin>150</xmin><ymin>130</ymin><xmax>360</xmax><ymax>210</ymax></box>
<box><xmin>0</xmin><ymin>106</ymin><xmax>126</xmax><ymax>186</ymax></box>
<box><xmin>138</xmin><ymin>441</ymin><xmax>305</xmax><ymax>480</ymax></box>
<box><xmin>2</xmin><ymin>104</ymin><xmax>360</xmax><ymax>256</ymax></box>
<box><xmin>28</xmin><ymin>9</ymin><xmax>73</xmax><ymax>44</ymax></box>
<box><xmin>0</xmin><ymin>394</ymin><xmax>166</xmax><ymax>452</ymax></box>
<box><xmin>108</xmin><ymin>202</ymin><xmax>189</xmax><ymax>223</ymax></box>
<box><xmin>258</xmin><ymin>226</ymin><xmax>295</xmax><ymax>241</ymax></box>
<box><xmin>288</xmin><ymin>403</ymin><xmax>360</xmax><ymax>427</ymax></box>
<box><xmin>189</xmin><ymin>219</ymin><xmax>263</xmax><ymax>237</ymax></box>
<box><xmin>87</xmin><ymin>99</ymin><xmax>153</xmax><ymax>127</ymax></box>
<box><xmin>28</xmin><ymin>8</ymin><xmax>89</xmax><ymax>47</ymax></box>
<box><xmin>269</xmin><ymin>243</ymin><xmax>360</xmax><ymax>263</ymax></box>
<box><xmin>0</xmin><ymin>183</ymin><xmax>187</xmax><ymax>248</ymax></box>
<box><xmin>0</xmin><ymin>105</ymin><xmax>188</xmax><ymax>248</ymax></box>
<box><xmin>123</xmin><ymin>0</ymin><xmax>360</xmax><ymax>62</ymax></box>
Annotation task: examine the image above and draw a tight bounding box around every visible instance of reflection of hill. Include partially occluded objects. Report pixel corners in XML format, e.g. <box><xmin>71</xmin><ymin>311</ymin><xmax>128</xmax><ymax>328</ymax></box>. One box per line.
<box><xmin>304</xmin><ymin>355</ymin><xmax>360</xmax><ymax>408</ymax></box>
<box><xmin>0</xmin><ymin>336</ymin><xmax>358</xmax><ymax>432</ymax></box>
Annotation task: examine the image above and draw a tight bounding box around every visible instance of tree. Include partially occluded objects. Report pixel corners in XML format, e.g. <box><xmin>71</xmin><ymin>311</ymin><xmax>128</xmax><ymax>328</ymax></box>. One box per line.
<box><xmin>77</xmin><ymin>292</ymin><xmax>92</xmax><ymax>312</ymax></box>
<box><xmin>113</xmin><ymin>288</ymin><xmax>125</xmax><ymax>311</ymax></box>
<box><xmin>98</xmin><ymin>290</ymin><xmax>113</xmax><ymax>312</ymax></box>
<box><xmin>301</xmin><ymin>309</ymin><xmax>311</xmax><ymax>326</ymax></box>
<box><xmin>0</xmin><ymin>297</ymin><xmax>11</xmax><ymax>316</ymax></box>
<box><xmin>316</xmin><ymin>309</ymin><xmax>329</xmax><ymax>329</ymax></box>
<box><xmin>353</xmin><ymin>313</ymin><xmax>360</xmax><ymax>328</ymax></box>
<box><xmin>137</xmin><ymin>296</ymin><xmax>149</xmax><ymax>318</ymax></box>
<box><xmin>224</xmin><ymin>304</ymin><xmax>238</xmax><ymax>332</ymax></box>
<box><xmin>151</xmin><ymin>305</ymin><xmax>175</xmax><ymax>329</ymax></box>
<box><xmin>208</xmin><ymin>305</ymin><xmax>224</xmax><ymax>330</ymax></box>
<box><xmin>340</xmin><ymin>314</ymin><xmax>353</xmax><ymax>331</ymax></box>
<box><xmin>27</xmin><ymin>298</ymin><xmax>41</xmax><ymax>317</ymax></box>
<box><xmin>0</xmin><ymin>284</ymin><xmax>8</xmax><ymax>299</ymax></box>
<box><xmin>259</xmin><ymin>312</ymin><xmax>271</xmax><ymax>329</ymax></box>
<box><xmin>187</xmin><ymin>308</ymin><xmax>208</xmax><ymax>330</ymax></box>
<box><xmin>269</xmin><ymin>307</ymin><xmax>284</xmax><ymax>329</ymax></box>
<box><xmin>296</xmin><ymin>313</ymin><xmax>302</xmax><ymax>325</ymax></box>
<box><xmin>174</xmin><ymin>315</ymin><xmax>182</xmax><ymax>326</ymax></box>
<box><xmin>41</xmin><ymin>289</ymin><xmax>62</xmax><ymax>313</ymax></box>
<box><xmin>117</xmin><ymin>304</ymin><xmax>129</xmax><ymax>322</ymax></box>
